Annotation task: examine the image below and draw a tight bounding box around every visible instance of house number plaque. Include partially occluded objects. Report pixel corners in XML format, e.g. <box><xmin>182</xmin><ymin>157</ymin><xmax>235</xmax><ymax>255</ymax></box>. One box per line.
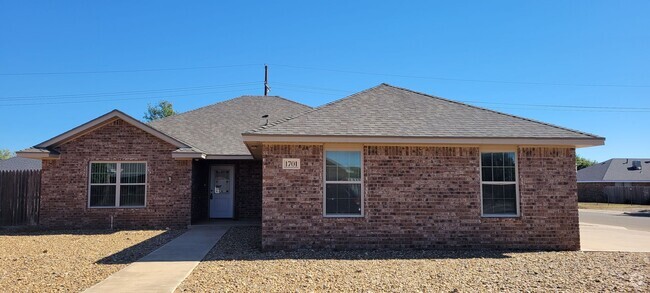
<box><xmin>282</xmin><ymin>158</ymin><xmax>300</xmax><ymax>170</ymax></box>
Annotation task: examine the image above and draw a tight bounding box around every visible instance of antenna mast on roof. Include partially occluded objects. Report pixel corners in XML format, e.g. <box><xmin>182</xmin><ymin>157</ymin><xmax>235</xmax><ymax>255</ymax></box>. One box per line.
<box><xmin>264</xmin><ymin>64</ymin><xmax>270</xmax><ymax>96</ymax></box>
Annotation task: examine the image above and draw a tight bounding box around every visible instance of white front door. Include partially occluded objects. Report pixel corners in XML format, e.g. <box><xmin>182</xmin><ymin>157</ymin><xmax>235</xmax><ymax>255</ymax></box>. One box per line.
<box><xmin>209</xmin><ymin>165</ymin><xmax>234</xmax><ymax>218</ymax></box>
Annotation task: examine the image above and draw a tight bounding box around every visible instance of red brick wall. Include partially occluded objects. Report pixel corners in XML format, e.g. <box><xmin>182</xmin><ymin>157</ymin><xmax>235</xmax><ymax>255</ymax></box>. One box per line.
<box><xmin>40</xmin><ymin>118</ymin><xmax>192</xmax><ymax>229</ymax></box>
<box><xmin>262</xmin><ymin>144</ymin><xmax>579</xmax><ymax>250</ymax></box>
<box><xmin>236</xmin><ymin>160</ymin><xmax>263</xmax><ymax>219</ymax></box>
<box><xmin>511</xmin><ymin>147</ymin><xmax>579</xmax><ymax>250</ymax></box>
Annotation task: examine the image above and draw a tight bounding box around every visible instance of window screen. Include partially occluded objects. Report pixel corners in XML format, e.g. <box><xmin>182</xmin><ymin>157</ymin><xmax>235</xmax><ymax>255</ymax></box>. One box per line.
<box><xmin>89</xmin><ymin>162</ymin><xmax>146</xmax><ymax>207</ymax></box>
<box><xmin>481</xmin><ymin>152</ymin><xmax>518</xmax><ymax>216</ymax></box>
<box><xmin>325</xmin><ymin>151</ymin><xmax>362</xmax><ymax>216</ymax></box>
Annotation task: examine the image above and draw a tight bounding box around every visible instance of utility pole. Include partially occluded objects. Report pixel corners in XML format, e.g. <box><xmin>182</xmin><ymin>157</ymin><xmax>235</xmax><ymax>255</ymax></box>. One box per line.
<box><xmin>264</xmin><ymin>64</ymin><xmax>269</xmax><ymax>96</ymax></box>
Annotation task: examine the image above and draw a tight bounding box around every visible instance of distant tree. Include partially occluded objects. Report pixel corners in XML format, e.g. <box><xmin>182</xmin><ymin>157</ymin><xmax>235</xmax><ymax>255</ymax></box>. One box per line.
<box><xmin>144</xmin><ymin>101</ymin><xmax>176</xmax><ymax>122</ymax></box>
<box><xmin>0</xmin><ymin>149</ymin><xmax>13</xmax><ymax>160</ymax></box>
<box><xmin>576</xmin><ymin>155</ymin><xmax>597</xmax><ymax>170</ymax></box>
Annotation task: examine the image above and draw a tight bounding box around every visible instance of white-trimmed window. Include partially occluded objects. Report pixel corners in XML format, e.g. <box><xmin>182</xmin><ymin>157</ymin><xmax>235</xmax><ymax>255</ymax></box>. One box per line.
<box><xmin>324</xmin><ymin>149</ymin><xmax>363</xmax><ymax>217</ymax></box>
<box><xmin>480</xmin><ymin>152</ymin><xmax>519</xmax><ymax>216</ymax></box>
<box><xmin>89</xmin><ymin>162</ymin><xmax>146</xmax><ymax>208</ymax></box>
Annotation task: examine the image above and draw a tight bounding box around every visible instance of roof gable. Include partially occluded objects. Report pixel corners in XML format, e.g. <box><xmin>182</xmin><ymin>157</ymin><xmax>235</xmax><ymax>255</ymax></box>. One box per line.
<box><xmin>244</xmin><ymin>84</ymin><xmax>604</xmax><ymax>146</ymax></box>
<box><xmin>17</xmin><ymin>110</ymin><xmax>192</xmax><ymax>159</ymax></box>
<box><xmin>35</xmin><ymin>110</ymin><xmax>190</xmax><ymax>149</ymax></box>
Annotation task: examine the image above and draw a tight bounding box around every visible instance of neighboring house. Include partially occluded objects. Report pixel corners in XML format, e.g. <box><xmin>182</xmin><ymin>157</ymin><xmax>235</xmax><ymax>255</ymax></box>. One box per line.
<box><xmin>18</xmin><ymin>84</ymin><xmax>604</xmax><ymax>250</ymax></box>
<box><xmin>0</xmin><ymin>157</ymin><xmax>42</xmax><ymax>171</ymax></box>
<box><xmin>577</xmin><ymin>159</ymin><xmax>650</xmax><ymax>203</ymax></box>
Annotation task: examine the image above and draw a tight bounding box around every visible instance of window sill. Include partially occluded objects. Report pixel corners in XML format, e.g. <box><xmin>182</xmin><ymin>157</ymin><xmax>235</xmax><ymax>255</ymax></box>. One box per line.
<box><xmin>481</xmin><ymin>214</ymin><xmax>519</xmax><ymax>218</ymax></box>
<box><xmin>88</xmin><ymin>206</ymin><xmax>147</xmax><ymax>209</ymax></box>
<box><xmin>323</xmin><ymin>214</ymin><xmax>364</xmax><ymax>218</ymax></box>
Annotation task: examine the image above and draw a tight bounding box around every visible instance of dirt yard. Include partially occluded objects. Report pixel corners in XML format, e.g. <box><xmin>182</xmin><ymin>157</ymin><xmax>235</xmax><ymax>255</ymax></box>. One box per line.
<box><xmin>579</xmin><ymin>202</ymin><xmax>649</xmax><ymax>212</ymax></box>
<box><xmin>0</xmin><ymin>229</ymin><xmax>184</xmax><ymax>292</ymax></box>
<box><xmin>177</xmin><ymin>227</ymin><xmax>649</xmax><ymax>292</ymax></box>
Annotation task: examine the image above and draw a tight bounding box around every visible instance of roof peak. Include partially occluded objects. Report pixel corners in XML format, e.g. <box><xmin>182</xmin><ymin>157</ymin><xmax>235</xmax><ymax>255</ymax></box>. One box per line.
<box><xmin>150</xmin><ymin>95</ymin><xmax>310</xmax><ymax>125</ymax></box>
<box><xmin>246</xmin><ymin>83</ymin><xmax>603</xmax><ymax>141</ymax></box>
<box><xmin>146</xmin><ymin>94</ymin><xmax>312</xmax><ymax>155</ymax></box>
<box><xmin>245</xmin><ymin>83</ymin><xmax>387</xmax><ymax>134</ymax></box>
<box><xmin>375</xmin><ymin>84</ymin><xmax>602</xmax><ymax>139</ymax></box>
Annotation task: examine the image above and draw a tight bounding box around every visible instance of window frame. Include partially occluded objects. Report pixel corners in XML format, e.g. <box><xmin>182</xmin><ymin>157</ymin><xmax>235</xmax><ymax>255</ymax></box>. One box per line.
<box><xmin>322</xmin><ymin>146</ymin><xmax>364</xmax><ymax>218</ymax></box>
<box><xmin>87</xmin><ymin>161</ymin><xmax>147</xmax><ymax>208</ymax></box>
<box><xmin>479</xmin><ymin>149</ymin><xmax>520</xmax><ymax>218</ymax></box>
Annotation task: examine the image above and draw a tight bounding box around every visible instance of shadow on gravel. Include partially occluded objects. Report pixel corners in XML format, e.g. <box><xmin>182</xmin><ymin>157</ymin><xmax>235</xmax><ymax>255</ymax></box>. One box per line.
<box><xmin>96</xmin><ymin>229</ymin><xmax>186</xmax><ymax>264</ymax></box>
<box><xmin>0</xmin><ymin>227</ymin><xmax>186</xmax><ymax>265</ymax></box>
<box><xmin>200</xmin><ymin>227</ymin><xmax>537</xmax><ymax>261</ymax></box>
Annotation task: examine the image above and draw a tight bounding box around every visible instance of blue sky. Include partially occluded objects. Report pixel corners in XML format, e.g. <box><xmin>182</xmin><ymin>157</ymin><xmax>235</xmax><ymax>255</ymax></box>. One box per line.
<box><xmin>1</xmin><ymin>1</ymin><xmax>648</xmax><ymax>162</ymax></box>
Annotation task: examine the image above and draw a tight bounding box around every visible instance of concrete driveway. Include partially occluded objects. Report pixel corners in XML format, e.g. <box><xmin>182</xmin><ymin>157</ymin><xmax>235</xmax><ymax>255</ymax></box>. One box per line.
<box><xmin>579</xmin><ymin>209</ymin><xmax>650</xmax><ymax>252</ymax></box>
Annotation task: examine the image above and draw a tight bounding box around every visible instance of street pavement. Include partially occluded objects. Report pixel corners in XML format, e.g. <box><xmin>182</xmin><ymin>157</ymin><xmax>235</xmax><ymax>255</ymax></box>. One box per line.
<box><xmin>579</xmin><ymin>209</ymin><xmax>650</xmax><ymax>252</ymax></box>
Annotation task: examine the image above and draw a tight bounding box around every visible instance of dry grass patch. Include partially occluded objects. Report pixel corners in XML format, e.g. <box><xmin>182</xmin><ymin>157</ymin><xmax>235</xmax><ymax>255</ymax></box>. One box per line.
<box><xmin>579</xmin><ymin>202</ymin><xmax>649</xmax><ymax>212</ymax></box>
<box><xmin>178</xmin><ymin>227</ymin><xmax>649</xmax><ymax>292</ymax></box>
<box><xmin>0</xmin><ymin>229</ymin><xmax>184</xmax><ymax>292</ymax></box>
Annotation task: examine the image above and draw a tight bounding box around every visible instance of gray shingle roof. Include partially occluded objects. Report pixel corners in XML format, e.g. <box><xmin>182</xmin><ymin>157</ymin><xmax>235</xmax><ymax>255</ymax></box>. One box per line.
<box><xmin>246</xmin><ymin>83</ymin><xmax>601</xmax><ymax>140</ymax></box>
<box><xmin>578</xmin><ymin>159</ymin><xmax>650</xmax><ymax>182</ymax></box>
<box><xmin>0</xmin><ymin>157</ymin><xmax>42</xmax><ymax>171</ymax></box>
<box><xmin>149</xmin><ymin>96</ymin><xmax>311</xmax><ymax>155</ymax></box>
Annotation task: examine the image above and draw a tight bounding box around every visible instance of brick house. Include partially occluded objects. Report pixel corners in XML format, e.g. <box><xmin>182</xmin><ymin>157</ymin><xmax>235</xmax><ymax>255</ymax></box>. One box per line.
<box><xmin>18</xmin><ymin>84</ymin><xmax>604</xmax><ymax>250</ymax></box>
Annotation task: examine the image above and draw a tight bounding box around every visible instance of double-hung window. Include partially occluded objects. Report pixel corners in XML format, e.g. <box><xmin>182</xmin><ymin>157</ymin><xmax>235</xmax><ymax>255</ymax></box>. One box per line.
<box><xmin>480</xmin><ymin>152</ymin><xmax>518</xmax><ymax>216</ymax></box>
<box><xmin>324</xmin><ymin>150</ymin><xmax>363</xmax><ymax>216</ymax></box>
<box><xmin>89</xmin><ymin>162</ymin><xmax>146</xmax><ymax>208</ymax></box>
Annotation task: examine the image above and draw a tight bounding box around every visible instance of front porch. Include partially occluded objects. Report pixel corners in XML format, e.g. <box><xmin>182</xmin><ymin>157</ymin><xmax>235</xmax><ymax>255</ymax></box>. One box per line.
<box><xmin>190</xmin><ymin>159</ymin><xmax>262</xmax><ymax>223</ymax></box>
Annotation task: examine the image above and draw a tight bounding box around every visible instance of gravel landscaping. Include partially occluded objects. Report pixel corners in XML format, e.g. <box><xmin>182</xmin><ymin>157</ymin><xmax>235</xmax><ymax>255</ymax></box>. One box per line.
<box><xmin>0</xmin><ymin>228</ymin><xmax>184</xmax><ymax>292</ymax></box>
<box><xmin>177</xmin><ymin>227</ymin><xmax>649</xmax><ymax>292</ymax></box>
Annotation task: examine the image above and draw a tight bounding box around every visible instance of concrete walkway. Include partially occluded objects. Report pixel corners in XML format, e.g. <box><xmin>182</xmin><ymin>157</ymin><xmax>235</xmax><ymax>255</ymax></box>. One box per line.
<box><xmin>579</xmin><ymin>209</ymin><xmax>650</xmax><ymax>252</ymax></box>
<box><xmin>580</xmin><ymin>222</ymin><xmax>650</xmax><ymax>252</ymax></box>
<box><xmin>84</xmin><ymin>225</ymin><xmax>229</xmax><ymax>293</ymax></box>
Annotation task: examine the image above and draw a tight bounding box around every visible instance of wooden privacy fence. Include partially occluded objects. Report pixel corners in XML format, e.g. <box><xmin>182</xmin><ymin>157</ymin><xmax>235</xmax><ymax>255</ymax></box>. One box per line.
<box><xmin>0</xmin><ymin>170</ymin><xmax>41</xmax><ymax>226</ymax></box>
<box><xmin>603</xmin><ymin>186</ymin><xmax>650</xmax><ymax>205</ymax></box>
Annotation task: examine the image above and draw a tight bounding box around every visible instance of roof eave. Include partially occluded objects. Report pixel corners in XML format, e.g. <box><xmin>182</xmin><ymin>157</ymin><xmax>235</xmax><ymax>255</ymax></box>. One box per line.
<box><xmin>204</xmin><ymin>155</ymin><xmax>254</xmax><ymax>160</ymax></box>
<box><xmin>171</xmin><ymin>152</ymin><xmax>206</xmax><ymax>160</ymax></box>
<box><xmin>241</xmin><ymin>134</ymin><xmax>605</xmax><ymax>148</ymax></box>
<box><xmin>16</xmin><ymin>149</ymin><xmax>60</xmax><ymax>160</ymax></box>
